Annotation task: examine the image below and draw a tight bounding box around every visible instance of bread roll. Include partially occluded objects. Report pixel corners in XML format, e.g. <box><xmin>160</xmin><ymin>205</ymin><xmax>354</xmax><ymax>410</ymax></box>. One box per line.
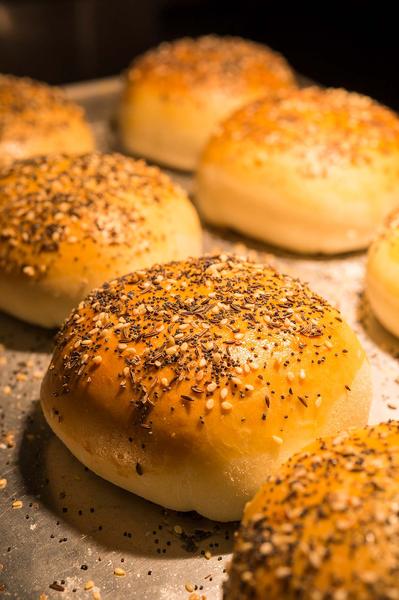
<box><xmin>225</xmin><ymin>420</ymin><xmax>399</xmax><ymax>599</ymax></box>
<box><xmin>40</xmin><ymin>255</ymin><xmax>371</xmax><ymax>521</ymax></box>
<box><xmin>366</xmin><ymin>209</ymin><xmax>399</xmax><ymax>337</ymax></box>
<box><xmin>0</xmin><ymin>153</ymin><xmax>201</xmax><ymax>328</ymax></box>
<box><xmin>118</xmin><ymin>36</ymin><xmax>296</xmax><ymax>171</ymax></box>
<box><xmin>196</xmin><ymin>87</ymin><xmax>399</xmax><ymax>254</ymax></box>
<box><xmin>0</xmin><ymin>74</ymin><xmax>94</xmax><ymax>168</ymax></box>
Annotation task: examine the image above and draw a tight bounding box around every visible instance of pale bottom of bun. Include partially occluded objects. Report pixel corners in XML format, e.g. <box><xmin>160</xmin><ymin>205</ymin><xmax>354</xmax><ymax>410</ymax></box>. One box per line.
<box><xmin>0</xmin><ymin>272</ymin><xmax>83</xmax><ymax>328</ymax></box>
<box><xmin>196</xmin><ymin>167</ymin><xmax>388</xmax><ymax>254</ymax></box>
<box><xmin>367</xmin><ymin>269</ymin><xmax>399</xmax><ymax>338</ymax></box>
<box><xmin>120</xmin><ymin>128</ymin><xmax>197</xmax><ymax>172</ymax></box>
<box><xmin>119</xmin><ymin>100</ymin><xmax>205</xmax><ymax>171</ymax></box>
<box><xmin>0</xmin><ymin>249</ymin><xmax>202</xmax><ymax>329</ymax></box>
<box><xmin>41</xmin><ymin>357</ymin><xmax>371</xmax><ymax>521</ymax></box>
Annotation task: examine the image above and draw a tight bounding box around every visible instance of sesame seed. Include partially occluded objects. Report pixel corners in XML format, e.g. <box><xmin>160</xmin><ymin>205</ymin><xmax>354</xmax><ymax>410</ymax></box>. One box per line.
<box><xmin>220</xmin><ymin>387</ymin><xmax>228</xmax><ymax>399</ymax></box>
<box><xmin>0</xmin><ymin>478</ymin><xmax>7</xmax><ymax>490</ymax></box>
<box><xmin>165</xmin><ymin>345</ymin><xmax>178</xmax><ymax>355</ymax></box>
<box><xmin>22</xmin><ymin>265</ymin><xmax>35</xmax><ymax>277</ymax></box>
<box><xmin>259</xmin><ymin>542</ymin><xmax>273</xmax><ymax>555</ymax></box>
<box><xmin>207</xmin><ymin>382</ymin><xmax>217</xmax><ymax>392</ymax></box>
<box><xmin>221</xmin><ymin>401</ymin><xmax>233</xmax><ymax>412</ymax></box>
<box><xmin>205</xmin><ymin>398</ymin><xmax>215</xmax><ymax>411</ymax></box>
<box><xmin>174</xmin><ymin>525</ymin><xmax>183</xmax><ymax>535</ymax></box>
<box><xmin>12</xmin><ymin>500</ymin><xmax>23</xmax><ymax>509</ymax></box>
<box><xmin>275</xmin><ymin>566</ymin><xmax>291</xmax><ymax>579</ymax></box>
<box><xmin>92</xmin><ymin>356</ymin><xmax>102</xmax><ymax>365</ymax></box>
<box><xmin>196</xmin><ymin>370</ymin><xmax>204</xmax><ymax>381</ymax></box>
<box><xmin>84</xmin><ymin>581</ymin><xmax>94</xmax><ymax>591</ymax></box>
<box><xmin>114</xmin><ymin>567</ymin><xmax>126</xmax><ymax>577</ymax></box>
<box><xmin>272</xmin><ymin>435</ymin><xmax>283</xmax><ymax>445</ymax></box>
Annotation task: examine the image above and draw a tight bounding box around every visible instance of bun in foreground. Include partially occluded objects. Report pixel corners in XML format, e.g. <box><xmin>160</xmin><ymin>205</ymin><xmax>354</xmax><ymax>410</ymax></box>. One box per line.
<box><xmin>41</xmin><ymin>255</ymin><xmax>371</xmax><ymax>521</ymax></box>
<box><xmin>225</xmin><ymin>421</ymin><xmax>399</xmax><ymax>599</ymax></box>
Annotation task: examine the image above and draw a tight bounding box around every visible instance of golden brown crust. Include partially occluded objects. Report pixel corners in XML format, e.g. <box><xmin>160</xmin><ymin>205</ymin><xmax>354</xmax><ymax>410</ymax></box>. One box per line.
<box><xmin>0</xmin><ymin>152</ymin><xmax>192</xmax><ymax>278</ymax></box>
<box><xmin>225</xmin><ymin>421</ymin><xmax>399</xmax><ymax>600</ymax></box>
<box><xmin>0</xmin><ymin>74</ymin><xmax>94</xmax><ymax>166</ymax></box>
<box><xmin>119</xmin><ymin>36</ymin><xmax>296</xmax><ymax>171</ymax></box>
<box><xmin>40</xmin><ymin>255</ymin><xmax>371</xmax><ymax>519</ymax></box>
<box><xmin>197</xmin><ymin>86</ymin><xmax>399</xmax><ymax>253</ymax></box>
<box><xmin>0</xmin><ymin>153</ymin><xmax>201</xmax><ymax>326</ymax></box>
<box><xmin>203</xmin><ymin>86</ymin><xmax>399</xmax><ymax>172</ymax></box>
<box><xmin>127</xmin><ymin>35</ymin><xmax>295</xmax><ymax>94</ymax></box>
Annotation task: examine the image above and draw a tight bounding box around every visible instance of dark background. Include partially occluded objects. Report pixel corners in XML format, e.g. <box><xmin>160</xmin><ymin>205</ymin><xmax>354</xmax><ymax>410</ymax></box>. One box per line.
<box><xmin>0</xmin><ymin>0</ymin><xmax>398</xmax><ymax>110</ymax></box>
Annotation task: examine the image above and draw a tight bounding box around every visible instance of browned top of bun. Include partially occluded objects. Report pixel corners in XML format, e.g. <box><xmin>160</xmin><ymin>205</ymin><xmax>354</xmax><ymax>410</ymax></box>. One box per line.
<box><xmin>203</xmin><ymin>87</ymin><xmax>399</xmax><ymax>174</ymax></box>
<box><xmin>0</xmin><ymin>152</ymin><xmax>191</xmax><ymax>281</ymax></box>
<box><xmin>42</xmin><ymin>255</ymin><xmax>365</xmax><ymax>459</ymax></box>
<box><xmin>0</xmin><ymin>74</ymin><xmax>88</xmax><ymax>141</ymax></box>
<box><xmin>126</xmin><ymin>35</ymin><xmax>295</xmax><ymax>94</ymax></box>
<box><xmin>225</xmin><ymin>420</ymin><xmax>399</xmax><ymax>599</ymax></box>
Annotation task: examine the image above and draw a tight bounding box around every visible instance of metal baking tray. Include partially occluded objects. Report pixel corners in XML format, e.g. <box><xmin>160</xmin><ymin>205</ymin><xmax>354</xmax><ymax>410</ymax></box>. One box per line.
<box><xmin>1</xmin><ymin>77</ymin><xmax>398</xmax><ymax>600</ymax></box>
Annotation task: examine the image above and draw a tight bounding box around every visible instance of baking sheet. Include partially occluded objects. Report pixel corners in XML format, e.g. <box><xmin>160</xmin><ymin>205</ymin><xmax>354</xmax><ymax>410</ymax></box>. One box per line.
<box><xmin>1</xmin><ymin>76</ymin><xmax>398</xmax><ymax>600</ymax></box>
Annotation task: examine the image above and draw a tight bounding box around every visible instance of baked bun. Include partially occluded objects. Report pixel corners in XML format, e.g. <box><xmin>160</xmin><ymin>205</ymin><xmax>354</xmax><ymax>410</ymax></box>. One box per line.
<box><xmin>196</xmin><ymin>86</ymin><xmax>399</xmax><ymax>254</ymax></box>
<box><xmin>366</xmin><ymin>209</ymin><xmax>399</xmax><ymax>337</ymax></box>
<box><xmin>0</xmin><ymin>74</ymin><xmax>94</xmax><ymax>168</ymax></box>
<box><xmin>225</xmin><ymin>420</ymin><xmax>399</xmax><ymax>599</ymax></box>
<box><xmin>118</xmin><ymin>36</ymin><xmax>296</xmax><ymax>171</ymax></box>
<box><xmin>0</xmin><ymin>153</ymin><xmax>201</xmax><ymax>328</ymax></box>
<box><xmin>40</xmin><ymin>254</ymin><xmax>371</xmax><ymax>521</ymax></box>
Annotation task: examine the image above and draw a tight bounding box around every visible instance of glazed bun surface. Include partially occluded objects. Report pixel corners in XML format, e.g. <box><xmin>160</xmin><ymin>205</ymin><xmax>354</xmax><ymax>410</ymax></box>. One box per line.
<box><xmin>0</xmin><ymin>153</ymin><xmax>201</xmax><ymax>327</ymax></box>
<box><xmin>367</xmin><ymin>209</ymin><xmax>399</xmax><ymax>337</ymax></box>
<box><xmin>41</xmin><ymin>255</ymin><xmax>371</xmax><ymax>521</ymax></box>
<box><xmin>225</xmin><ymin>421</ymin><xmax>399</xmax><ymax>600</ymax></box>
<box><xmin>196</xmin><ymin>87</ymin><xmax>399</xmax><ymax>254</ymax></box>
<box><xmin>0</xmin><ymin>74</ymin><xmax>94</xmax><ymax>167</ymax></box>
<box><xmin>119</xmin><ymin>35</ymin><xmax>296</xmax><ymax>171</ymax></box>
